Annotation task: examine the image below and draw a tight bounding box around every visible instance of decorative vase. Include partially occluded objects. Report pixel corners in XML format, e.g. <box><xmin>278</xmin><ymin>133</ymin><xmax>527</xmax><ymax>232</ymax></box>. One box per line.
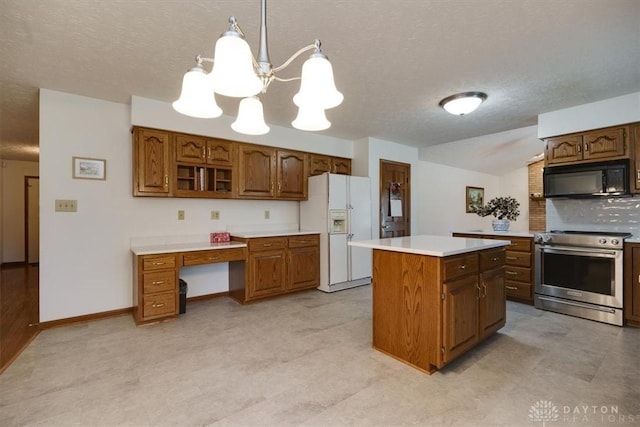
<box><xmin>492</xmin><ymin>219</ymin><xmax>510</xmax><ymax>231</ymax></box>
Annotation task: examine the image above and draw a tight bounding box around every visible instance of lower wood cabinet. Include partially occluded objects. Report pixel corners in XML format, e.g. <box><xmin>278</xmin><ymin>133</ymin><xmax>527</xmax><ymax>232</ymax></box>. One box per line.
<box><xmin>372</xmin><ymin>246</ymin><xmax>506</xmax><ymax>374</ymax></box>
<box><xmin>229</xmin><ymin>234</ymin><xmax>320</xmax><ymax>303</ymax></box>
<box><xmin>624</xmin><ymin>243</ymin><xmax>640</xmax><ymax>327</ymax></box>
<box><xmin>134</xmin><ymin>253</ymin><xmax>179</xmax><ymax>324</ymax></box>
<box><xmin>453</xmin><ymin>233</ymin><xmax>534</xmax><ymax>304</ymax></box>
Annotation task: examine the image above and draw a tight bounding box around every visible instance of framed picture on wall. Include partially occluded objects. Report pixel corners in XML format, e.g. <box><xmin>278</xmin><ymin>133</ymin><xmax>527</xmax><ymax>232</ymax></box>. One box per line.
<box><xmin>466</xmin><ymin>186</ymin><xmax>484</xmax><ymax>213</ymax></box>
<box><xmin>72</xmin><ymin>157</ymin><xmax>106</xmax><ymax>180</ymax></box>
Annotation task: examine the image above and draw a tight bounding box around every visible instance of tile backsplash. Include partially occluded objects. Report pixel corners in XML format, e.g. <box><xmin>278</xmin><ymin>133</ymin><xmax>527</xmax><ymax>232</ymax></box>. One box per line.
<box><xmin>547</xmin><ymin>196</ymin><xmax>640</xmax><ymax>236</ymax></box>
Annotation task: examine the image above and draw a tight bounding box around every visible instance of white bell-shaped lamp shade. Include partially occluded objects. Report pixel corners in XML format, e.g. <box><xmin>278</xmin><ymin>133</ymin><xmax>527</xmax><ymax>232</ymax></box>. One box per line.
<box><xmin>172</xmin><ymin>66</ymin><xmax>222</xmax><ymax>118</ymax></box>
<box><xmin>293</xmin><ymin>53</ymin><xmax>343</xmax><ymax>110</ymax></box>
<box><xmin>439</xmin><ymin>92</ymin><xmax>487</xmax><ymax>115</ymax></box>
<box><xmin>209</xmin><ymin>34</ymin><xmax>263</xmax><ymax>98</ymax></box>
<box><xmin>291</xmin><ymin>105</ymin><xmax>331</xmax><ymax>132</ymax></box>
<box><xmin>231</xmin><ymin>96</ymin><xmax>270</xmax><ymax>135</ymax></box>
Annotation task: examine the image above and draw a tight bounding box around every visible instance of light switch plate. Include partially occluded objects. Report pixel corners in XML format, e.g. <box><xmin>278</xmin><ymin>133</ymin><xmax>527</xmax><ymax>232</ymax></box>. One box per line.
<box><xmin>211</xmin><ymin>210</ymin><xmax>220</xmax><ymax>220</ymax></box>
<box><xmin>178</xmin><ymin>210</ymin><xmax>185</xmax><ymax>220</ymax></box>
<box><xmin>55</xmin><ymin>199</ymin><xmax>77</xmax><ymax>212</ymax></box>
<box><xmin>264</xmin><ymin>210</ymin><xmax>270</xmax><ymax>219</ymax></box>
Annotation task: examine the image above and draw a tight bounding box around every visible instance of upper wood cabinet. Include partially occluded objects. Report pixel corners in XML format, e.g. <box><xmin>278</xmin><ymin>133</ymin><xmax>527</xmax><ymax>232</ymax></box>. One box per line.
<box><xmin>133</xmin><ymin>126</ymin><xmax>346</xmax><ymax>200</ymax></box>
<box><xmin>308</xmin><ymin>154</ymin><xmax>352</xmax><ymax>176</ymax></box>
<box><xmin>544</xmin><ymin>125</ymin><xmax>630</xmax><ymax>166</ymax></box>
<box><xmin>237</xmin><ymin>144</ymin><xmax>308</xmax><ymax>200</ymax></box>
<box><xmin>276</xmin><ymin>150</ymin><xmax>308</xmax><ymax>199</ymax></box>
<box><xmin>237</xmin><ymin>144</ymin><xmax>276</xmax><ymax>198</ymax></box>
<box><xmin>133</xmin><ymin>128</ymin><xmax>171</xmax><ymax>196</ymax></box>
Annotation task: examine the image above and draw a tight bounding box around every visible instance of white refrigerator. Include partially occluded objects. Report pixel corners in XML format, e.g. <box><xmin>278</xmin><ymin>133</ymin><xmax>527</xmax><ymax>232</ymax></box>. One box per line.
<box><xmin>300</xmin><ymin>173</ymin><xmax>372</xmax><ymax>292</ymax></box>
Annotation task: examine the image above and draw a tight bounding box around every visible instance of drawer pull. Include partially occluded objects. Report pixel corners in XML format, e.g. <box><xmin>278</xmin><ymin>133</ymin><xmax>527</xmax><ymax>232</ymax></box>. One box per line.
<box><xmin>262</xmin><ymin>243</ymin><xmax>273</xmax><ymax>247</ymax></box>
<box><xmin>151</xmin><ymin>280</ymin><xmax>165</xmax><ymax>285</ymax></box>
<box><xmin>506</xmin><ymin>257</ymin><xmax>517</xmax><ymax>260</ymax></box>
<box><xmin>506</xmin><ymin>271</ymin><xmax>518</xmax><ymax>276</ymax></box>
<box><xmin>151</xmin><ymin>303</ymin><xmax>165</xmax><ymax>308</ymax></box>
<box><xmin>208</xmin><ymin>256</ymin><xmax>220</xmax><ymax>260</ymax></box>
<box><xmin>458</xmin><ymin>264</ymin><xmax>466</xmax><ymax>270</ymax></box>
<box><xmin>491</xmin><ymin>257</ymin><xmax>499</xmax><ymax>261</ymax></box>
<box><xmin>151</xmin><ymin>262</ymin><xmax>165</xmax><ymax>266</ymax></box>
<box><xmin>505</xmin><ymin>286</ymin><xmax>518</xmax><ymax>290</ymax></box>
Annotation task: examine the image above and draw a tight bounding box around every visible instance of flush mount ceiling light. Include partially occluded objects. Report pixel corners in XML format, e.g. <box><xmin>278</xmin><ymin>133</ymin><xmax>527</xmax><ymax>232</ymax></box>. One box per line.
<box><xmin>438</xmin><ymin>92</ymin><xmax>487</xmax><ymax>116</ymax></box>
<box><xmin>172</xmin><ymin>0</ymin><xmax>343</xmax><ymax>136</ymax></box>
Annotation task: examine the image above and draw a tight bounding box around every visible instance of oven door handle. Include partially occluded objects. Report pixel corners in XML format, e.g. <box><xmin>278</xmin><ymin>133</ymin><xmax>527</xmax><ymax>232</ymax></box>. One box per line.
<box><xmin>539</xmin><ymin>246</ymin><xmax>618</xmax><ymax>257</ymax></box>
<box><xmin>537</xmin><ymin>296</ymin><xmax>616</xmax><ymax>314</ymax></box>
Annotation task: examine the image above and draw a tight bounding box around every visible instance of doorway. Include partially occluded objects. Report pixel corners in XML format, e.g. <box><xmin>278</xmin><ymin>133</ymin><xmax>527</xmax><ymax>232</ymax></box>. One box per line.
<box><xmin>379</xmin><ymin>160</ymin><xmax>411</xmax><ymax>237</ymax></box>
<box><xmin>25</xmin><ymin>176</ymin><xmax>39</xmax><ymax>264</ymax></box>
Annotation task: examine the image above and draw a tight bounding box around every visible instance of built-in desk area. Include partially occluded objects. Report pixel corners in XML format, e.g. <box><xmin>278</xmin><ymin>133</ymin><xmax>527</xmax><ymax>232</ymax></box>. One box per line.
<box><xmin>131</xmin><ymin>231</ymin><xmax>320</xmax><ymax>325</ymax></box>
<box><xmin>131</xmin><ymin>241</ymin><xmax>248</xmax><ymax>325</ymax></box>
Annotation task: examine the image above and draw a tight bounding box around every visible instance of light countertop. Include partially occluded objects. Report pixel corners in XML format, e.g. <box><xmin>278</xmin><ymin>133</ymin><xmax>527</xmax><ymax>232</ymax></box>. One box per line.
<box><xmin>131</xmin><ymin>241</ymin><xmax>247</xmax><ymax>256</ymax></box>
<box><xmin>626</xmin><ymin>236</ymin><xmax>640</xmax><ymax>243</ymax></box>
<box><xmin>349</xmin><ymin>235</ymin><xmax>510</xmax><ymax>257</ymax></box>
<box><xmin>230</xmin><ymin>229</ymin><xmax>320</xmax><ymax>238</ymax></box>
<box><xmin>453</xmin><ymin>230</ymin><xmax>536</xmax><ymax>238</ymax></box>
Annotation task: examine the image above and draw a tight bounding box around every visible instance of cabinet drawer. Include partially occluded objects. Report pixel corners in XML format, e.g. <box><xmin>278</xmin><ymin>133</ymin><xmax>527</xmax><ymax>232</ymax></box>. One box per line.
<box><xmin>504</xmin><ymin>266</ymin><xmax>531</xmax><ymax>282</ymax></box>
<box><xmin>248</xmin><ymin>237</ymin><xmax>287</xmax><ymax>252</ymax></box>
<box><xmin>142</xmin><ymin>291</ymin><xmax>177</xmax><ymax>318</ymax></box>
<box><xmin>506</xmin><ymin>238</ymin><xmax>532</xmax><ymax>252</ymax></box>
<box><xmin>505</xmin><ymin>251</ymin><xmax>531</xmax><ymax>267</ymax></box>
<box><xmin>288</xmin><ymin>234</ymin><xmax>319</xmax><ymax>248</ymax></box>
<box><xmin>143</xmin><ymin>271</ymin><xmax>176</xmax><ymax>294</ymax></box>
<box><xmin>183</xmin><ymin>248</ymin><xmax>245</xmax><ymax>266</ymax></box>
<box><xmin>480</xmin><ymin>249</ymin><xmax>505</xmax><ymax>271</ymax></box>
<box><xmin>504</xmin><ymin>280</ymin><xmax>532</xmax><ymax>300</ymax></box>
<box><xmin>443</xmin><ymin>254</ymin><xmax>478</xmax><ymax>281</ymax></box>
<box><xmin>142</xmin><ymin>255</ymin><xmax>176</xmax><ymax>271</ymax></box>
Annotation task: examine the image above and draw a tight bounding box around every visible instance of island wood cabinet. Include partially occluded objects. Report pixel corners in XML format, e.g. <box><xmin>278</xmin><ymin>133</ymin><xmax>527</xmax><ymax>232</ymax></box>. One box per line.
<box><xmin>133</xmin><ymin>246</ymin><xmax>246</xmax><ymax>325</ymax></box>
<box><xmin>175</xmin><ymin>134</ymin><xmax>235</xmax><ymax>197</ymax></box>
<box><xmin>236</xmin><ymin>144</ymin><xmax>308</xmax><ymax>200</ymax></box>
<box><xmin>372</xmin><ymin>246</ymin><xmax>506</xmax><ymax>374</ymax></box>
<box><xmin>229</xmin><ymin>234</ymin><xmax>320</xmax><ymax>303</ymax></box>
<box><xmin>544</xmin><ymin>125</ymin><xmax>630</xmax><ymax>166</ymax></box>
<box><xmin>308</xmin><ymin>154</ymin><xmax>352</xmax><ymax>176</ymax></box>
<box><xmin>453</xmin><ymin>233</ymin><xmax>534</xmax><ymax>304</ymax></box>
<box><xmin>133</xmin><ymin>128</ymin><xmax>171</xmax><ymax>196</ymax></box>
<box><xmin>624</xmin><ymin>243</ymin><xmax>640</xmax><ymax>327</ymax></box>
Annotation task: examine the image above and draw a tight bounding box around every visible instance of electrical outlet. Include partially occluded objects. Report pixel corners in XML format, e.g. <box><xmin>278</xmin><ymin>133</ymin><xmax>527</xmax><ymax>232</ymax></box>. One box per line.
<box><xmin>55</xmin><ymin>199</ymin><xmax>77</xmax><ymax>212</ymax></box>
<box><xmin>264</xmin><ymin>210</ymin><xmax>270</xmax><ymax>219</ymax></box>
<box><xmin>211</xmin><ymin>210</ymin><xmax>220</xmax><ymax>220</ymax></box>
<box><xmin>178</xmin><ymin>210</ymin><xmax>185</xmax><ymax>220</ymax></box>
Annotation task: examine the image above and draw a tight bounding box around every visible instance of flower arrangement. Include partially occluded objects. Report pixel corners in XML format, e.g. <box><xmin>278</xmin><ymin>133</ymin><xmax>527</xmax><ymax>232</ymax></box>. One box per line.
<box><xmin>476</xmin><ymin>196</ymin><xmax>520</xmax><ymax>221</ymax></box>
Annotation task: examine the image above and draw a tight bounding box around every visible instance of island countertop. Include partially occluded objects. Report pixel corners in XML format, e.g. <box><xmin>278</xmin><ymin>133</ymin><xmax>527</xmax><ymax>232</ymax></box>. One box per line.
<box><xmin>348</xmin><ymin>234</ymin><xmax>510</xmax><ymax>257</ymax></box>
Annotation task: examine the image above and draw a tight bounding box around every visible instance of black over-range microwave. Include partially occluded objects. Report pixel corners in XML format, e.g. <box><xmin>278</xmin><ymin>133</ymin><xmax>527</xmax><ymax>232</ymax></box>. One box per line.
<box><xmin>543</xmin><ymin>159</ymin><xmax>631</xmax><ymax>198</ymax></box>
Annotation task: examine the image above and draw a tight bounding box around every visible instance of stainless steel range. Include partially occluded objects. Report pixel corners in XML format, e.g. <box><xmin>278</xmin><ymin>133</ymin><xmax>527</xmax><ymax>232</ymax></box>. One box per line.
<box><xmin>534</xmin><ymin>230</ymin><xmax>631</xmax><ymax>326</ymax></box>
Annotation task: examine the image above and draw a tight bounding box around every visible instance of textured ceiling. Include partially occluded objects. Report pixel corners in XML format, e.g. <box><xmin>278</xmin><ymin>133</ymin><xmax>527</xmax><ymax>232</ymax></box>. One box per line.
<box><xmin>1</xmin><ymin>0</ymin><xmax>639</xmax><ymax>173</ymax></box>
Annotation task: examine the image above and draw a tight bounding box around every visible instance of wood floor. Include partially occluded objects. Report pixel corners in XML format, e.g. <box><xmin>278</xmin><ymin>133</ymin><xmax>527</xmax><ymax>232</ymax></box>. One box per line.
<box><xmin>0</xmin><ymin>264</ymin><xmax>39</xmax><ymax>372</ymax></box>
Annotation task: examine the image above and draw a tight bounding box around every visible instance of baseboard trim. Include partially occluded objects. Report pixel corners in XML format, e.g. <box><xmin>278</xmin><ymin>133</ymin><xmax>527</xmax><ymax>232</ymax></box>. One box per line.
<box><xmin>38</xmin><ymin>292</ymin><xmax>230</xmax><ymax>329</ymax></box>
<box><xmin>38</xmin><ymin>307</ymin><xmax>133</xmax><ymax>330</ymax></box>
<box><xmin>187</xmin><ymin>291</ymin><xmax>229</xmax><ymax>303</ymax></box>
<box><xmin>0</xmin><ymin>330</ymin><xmax>40</xmax><ymax>375</ymax></box>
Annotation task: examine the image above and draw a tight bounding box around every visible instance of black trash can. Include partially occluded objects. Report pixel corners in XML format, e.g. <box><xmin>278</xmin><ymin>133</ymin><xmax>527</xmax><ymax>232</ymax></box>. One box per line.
<box><xmin>179</xmin><ymin>279</ymin><xmax>187</xmax><ymax>314</ymax></box>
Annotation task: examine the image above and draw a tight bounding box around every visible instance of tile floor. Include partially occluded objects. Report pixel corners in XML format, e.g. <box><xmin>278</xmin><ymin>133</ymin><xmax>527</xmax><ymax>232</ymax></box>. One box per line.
<box><xmin>1</xmin><ymin>285</ymin><xmax>638</xmax><ymax>426</ymax></box>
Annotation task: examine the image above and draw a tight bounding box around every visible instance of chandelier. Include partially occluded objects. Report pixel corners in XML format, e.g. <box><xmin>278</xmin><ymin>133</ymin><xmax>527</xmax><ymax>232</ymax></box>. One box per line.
<box><xmin>172</xmin><ymin>0</ymin><xmax>343</xmax><ymax>135</ymax></box>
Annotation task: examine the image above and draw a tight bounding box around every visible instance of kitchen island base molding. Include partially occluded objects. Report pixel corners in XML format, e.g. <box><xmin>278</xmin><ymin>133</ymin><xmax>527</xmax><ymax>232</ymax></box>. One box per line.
<box><xmin>371</xmin><ymin>247</ymin><xmax>506</xmax><ymax>374</ymax></box>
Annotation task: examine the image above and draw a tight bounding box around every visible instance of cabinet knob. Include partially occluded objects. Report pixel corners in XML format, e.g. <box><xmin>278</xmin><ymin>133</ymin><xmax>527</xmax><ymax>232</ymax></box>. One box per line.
<box><xmin>458</xmin><ymin>264</ymin><xmax>466</xmax><ymax>270</ymax></box>
<box><xmin>491</xmin><ymin>257</ymin><xmax>499</xmax><ymax>261</ymax></box>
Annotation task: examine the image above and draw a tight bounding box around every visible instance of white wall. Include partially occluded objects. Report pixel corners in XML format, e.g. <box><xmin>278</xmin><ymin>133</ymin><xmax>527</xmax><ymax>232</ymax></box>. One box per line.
<box><xmin>1</xmin><ymin>160</ymin><xmax>39</xmax><ymax>263</ymax></box>
<box><xmin>39</xmin><ymin>89</ymin><xmax>354</xmax><ymax>322</ymax></box>
<box><xmin>498</xmin><ymin>166</ymin><xmax>529</xmax><ymax>232</ymax></box>
<box><xmin>538</xmin><ymin>92</ymin><xmax>640</xmax><ymax>138</ymax></box>
<box><xmin>417</xmin><ymin>161</ymin><xmax>500</xmax><ymax>236</ymax></box>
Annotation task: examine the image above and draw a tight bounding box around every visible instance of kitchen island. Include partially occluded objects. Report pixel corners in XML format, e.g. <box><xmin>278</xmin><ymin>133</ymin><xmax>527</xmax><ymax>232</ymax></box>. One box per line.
<box><xmin>349</xmin><ymin>235</ymin><xmax>510</xmax><ymax>374</ymax></box>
